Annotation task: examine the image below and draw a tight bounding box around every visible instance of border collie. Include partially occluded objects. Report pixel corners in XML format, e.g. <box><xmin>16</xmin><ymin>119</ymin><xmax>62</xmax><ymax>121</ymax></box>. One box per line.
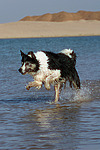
<box><xmin>18</xmin><ymin>49</ymin><xmax>80</xmax><ymax>102</ymax></box>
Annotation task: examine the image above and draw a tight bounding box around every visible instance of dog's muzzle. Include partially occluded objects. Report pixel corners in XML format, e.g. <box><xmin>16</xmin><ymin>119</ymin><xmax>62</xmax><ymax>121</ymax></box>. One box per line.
<box><xmin>18</xmin><ymin>68</ymin><xmax>25</xmax><ymax>75</ymax></box>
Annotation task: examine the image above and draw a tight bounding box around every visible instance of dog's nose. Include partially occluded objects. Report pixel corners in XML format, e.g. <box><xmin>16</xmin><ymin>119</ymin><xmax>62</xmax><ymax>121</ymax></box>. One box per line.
<box><xmin>18</xmin><ymin>68</ymin><xmax>22</xmax><ymax>73</ymax></box>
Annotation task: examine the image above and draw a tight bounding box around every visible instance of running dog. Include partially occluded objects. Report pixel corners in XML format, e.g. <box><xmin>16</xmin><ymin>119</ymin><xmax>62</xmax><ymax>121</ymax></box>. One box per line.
<box><xmin>18</xmin><ymin>49</ymin><xmax>80</xmax><ymax>102</ymax></box>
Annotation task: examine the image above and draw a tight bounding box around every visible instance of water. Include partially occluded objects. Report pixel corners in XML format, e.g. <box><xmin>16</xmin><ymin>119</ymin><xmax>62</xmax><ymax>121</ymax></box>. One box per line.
<box><xmin>0</xmin><ymin>36</ymin><xmax>100</xmax><ymax>150</ymax></box>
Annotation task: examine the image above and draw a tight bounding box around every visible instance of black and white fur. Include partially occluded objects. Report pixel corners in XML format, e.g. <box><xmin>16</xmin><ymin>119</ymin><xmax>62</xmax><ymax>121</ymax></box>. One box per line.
<box><xmin>18</xmin><ymin>49</ymin><xmax>80</xmax><ymax>102</ymax></box>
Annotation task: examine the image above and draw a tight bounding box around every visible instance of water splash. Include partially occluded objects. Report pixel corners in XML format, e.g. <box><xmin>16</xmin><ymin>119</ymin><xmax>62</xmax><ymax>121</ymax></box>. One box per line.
<box><xmin>72</xmin><ymin>87</ymin><xmax>92</xmax><ymax>102</ymax></box>
<box><xmin>60</xmin><ymin>85</ymin><xmax>92</xmax><ymax>103</ymax></box>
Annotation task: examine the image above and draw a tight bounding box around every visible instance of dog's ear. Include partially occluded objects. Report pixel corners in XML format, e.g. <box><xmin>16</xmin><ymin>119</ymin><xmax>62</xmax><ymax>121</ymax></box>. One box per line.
<box><xmin>27</xmin><ymin>51</ymin><xmax>35</xmax><ymax>58</ymax></box>
<box><xmin>20</xmin><ymin>50</ymin><xmax>25</xmax><ymax>57</ymax></box>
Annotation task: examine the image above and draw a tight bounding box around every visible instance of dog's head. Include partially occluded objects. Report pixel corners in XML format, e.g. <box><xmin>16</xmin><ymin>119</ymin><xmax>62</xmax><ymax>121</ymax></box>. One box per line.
<box><xmin>18</xmin><ymin>50</ymin><xmax>39</xmax><ymax>75</ymax></box>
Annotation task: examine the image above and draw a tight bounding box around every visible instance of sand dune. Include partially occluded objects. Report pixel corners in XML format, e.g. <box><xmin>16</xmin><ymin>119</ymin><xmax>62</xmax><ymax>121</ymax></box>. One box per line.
<box><xmin>0</xmin><ymin>20</ymin><xmax>100</xmax><ymax>39</ymax></box>
<box><xmin>20</xmin><ymin>11</ymin><xmax>100</xmax><ymax>22</ymax></box>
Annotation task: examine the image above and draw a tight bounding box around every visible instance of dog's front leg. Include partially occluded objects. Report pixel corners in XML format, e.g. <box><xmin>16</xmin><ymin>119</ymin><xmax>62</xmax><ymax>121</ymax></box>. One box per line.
<box><xmin>26</xmin><ymin>81</ymin><xmax>42</xmax><ymax>90</ymax></box>
<box><xmin>54</xmin><ymin>83</ymin><xmax>61</xmax><ymax>102</ymax></box>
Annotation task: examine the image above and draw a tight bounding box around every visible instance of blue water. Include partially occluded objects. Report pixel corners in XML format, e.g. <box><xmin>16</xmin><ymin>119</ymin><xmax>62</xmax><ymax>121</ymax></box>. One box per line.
<box><xmin>0</xmin><ymin>36</ymin><xmax>100</xmax><ymax>150</ymax></box>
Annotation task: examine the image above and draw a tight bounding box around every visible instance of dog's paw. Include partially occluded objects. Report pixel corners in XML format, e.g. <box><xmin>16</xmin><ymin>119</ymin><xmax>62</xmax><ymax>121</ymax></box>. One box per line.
<box><xmin>35</xmin><ymin>85</ymin><xmax>42</xmax><ymax>90</ymax></box>
<box><xmin>44</xmin><ymin>83</ymin><xmax>51</xmax><ymax>90</ymax></box>
<box><xmin>26</xmin><ymin>85</ymin><xmax>30</xmax><ymax>90</ymax></box>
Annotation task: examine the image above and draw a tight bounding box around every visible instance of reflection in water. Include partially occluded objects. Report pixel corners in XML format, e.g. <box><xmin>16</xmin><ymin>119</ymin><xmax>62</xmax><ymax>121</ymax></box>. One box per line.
<box><xmin>0</xmin><ymin>79</ymin><xmax>100</xmax><ymax>149</ymax></box>
<box><xmin>22</xmin><ymin>104</ymin><xmax>81</xmax><ymax>149</ymax></box>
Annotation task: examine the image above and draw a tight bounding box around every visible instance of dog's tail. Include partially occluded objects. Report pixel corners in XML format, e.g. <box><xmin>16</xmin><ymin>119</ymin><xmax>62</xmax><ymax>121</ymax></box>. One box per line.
<box><xmin>60</xmin><ymin>49</ymin><xmax>76</xmax><ymax>65</ymax></box>
<box><xmin>68</xmin><ymin>68</ymin><xmax>80</xmax><ymax>89</ymax></box>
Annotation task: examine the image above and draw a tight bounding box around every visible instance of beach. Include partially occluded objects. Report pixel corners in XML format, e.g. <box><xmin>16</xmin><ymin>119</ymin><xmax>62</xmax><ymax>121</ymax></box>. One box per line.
<box><xmin>0</xmin><ymin>20</ymin><xmax>100</xmax><ymax>39</ymax></box>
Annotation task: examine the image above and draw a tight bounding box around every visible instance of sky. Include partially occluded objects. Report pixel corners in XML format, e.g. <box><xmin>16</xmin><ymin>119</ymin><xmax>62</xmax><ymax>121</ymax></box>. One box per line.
<box><xmin>0</xmin><ymin>0</ymin><xmax>100</xmax><ymax>23</ymax></box>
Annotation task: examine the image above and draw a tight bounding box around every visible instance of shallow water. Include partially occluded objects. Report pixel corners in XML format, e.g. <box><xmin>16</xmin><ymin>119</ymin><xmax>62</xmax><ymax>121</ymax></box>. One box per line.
<box><xmin>0</xmin><ymin>36</ymin><xmax>100</xmax><ymax>149</ymax></box>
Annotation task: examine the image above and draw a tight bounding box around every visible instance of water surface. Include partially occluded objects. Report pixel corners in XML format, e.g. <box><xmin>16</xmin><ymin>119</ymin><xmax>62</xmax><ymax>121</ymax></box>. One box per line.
<box><xmin>0</xmin><ymin>36</ymin><xmax>100</xmax><ymax>149</ymax></box>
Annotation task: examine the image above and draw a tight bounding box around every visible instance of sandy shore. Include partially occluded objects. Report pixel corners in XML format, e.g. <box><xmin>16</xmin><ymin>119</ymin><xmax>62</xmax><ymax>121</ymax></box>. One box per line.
<box><xmin>0</xmin><ymin>20</ymin><xmax>100</xmax><ymax>39</ymax></box>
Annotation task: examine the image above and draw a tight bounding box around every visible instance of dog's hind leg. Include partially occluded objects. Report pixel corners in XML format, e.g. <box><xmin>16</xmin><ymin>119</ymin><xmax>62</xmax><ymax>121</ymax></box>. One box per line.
<box><xmin>54</xmin><ymin>83</ymin><xmax>61</xmax><ymax>102</ymax></box>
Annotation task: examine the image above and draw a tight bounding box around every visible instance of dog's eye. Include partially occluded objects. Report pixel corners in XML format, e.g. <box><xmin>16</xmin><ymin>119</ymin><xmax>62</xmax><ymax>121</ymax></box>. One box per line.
<box><xmin>25</xmin><ymin>63</ymin><xmax>29</xmax><ymax>66</ymax></box>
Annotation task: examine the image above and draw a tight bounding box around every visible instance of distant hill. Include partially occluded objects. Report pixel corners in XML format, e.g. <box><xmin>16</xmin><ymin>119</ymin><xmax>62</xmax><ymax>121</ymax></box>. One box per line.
<box><xmin>20</xmin><ymin>11</ymin><xmax>100</xmax><ymax>22</ymax></box>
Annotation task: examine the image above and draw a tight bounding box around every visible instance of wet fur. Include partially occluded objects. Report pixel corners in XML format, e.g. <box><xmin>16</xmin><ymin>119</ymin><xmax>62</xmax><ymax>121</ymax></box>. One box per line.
<box><xmin>19</xmin><ymin>49</ymin><xmax>80</xmax><ymax>102</ymax></box>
